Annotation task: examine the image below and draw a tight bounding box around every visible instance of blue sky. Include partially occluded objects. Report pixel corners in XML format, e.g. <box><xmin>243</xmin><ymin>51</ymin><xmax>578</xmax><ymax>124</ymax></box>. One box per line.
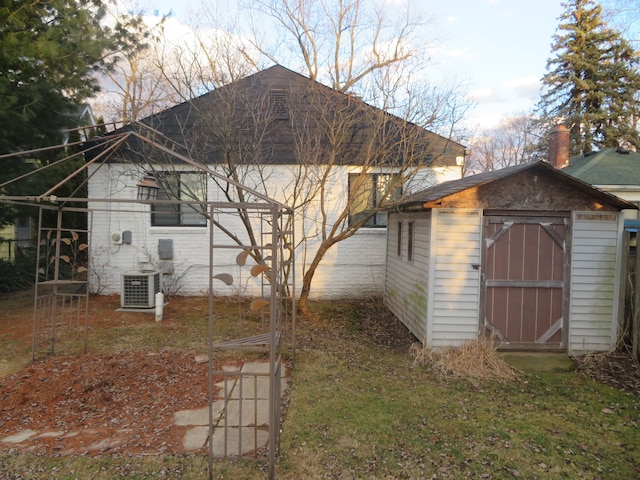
<box><xmin>147</xmin><ymin>0</ymin><xmax>565</xmax><ymax>130</ymax></box>
<box><xmin>426</xmin><ymin>0</ymin><xmax>565</xmax><ymax>128</ymax></box>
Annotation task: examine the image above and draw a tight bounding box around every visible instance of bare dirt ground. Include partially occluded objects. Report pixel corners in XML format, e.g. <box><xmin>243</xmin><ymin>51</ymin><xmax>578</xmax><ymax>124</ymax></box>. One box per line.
<box><xmin>0</xmin><ymin>292</ymin><xmax>238</xmax><ymax>456</ymax></box>
<box><xmin>1</xmin><ymin>291</ymin><xmax>639</xmax><ymax>458</ymax></box>
<box><xmin>0</xmin><ymin>350</ymin><xmax>214</xmax><ymax>455</ymax></box>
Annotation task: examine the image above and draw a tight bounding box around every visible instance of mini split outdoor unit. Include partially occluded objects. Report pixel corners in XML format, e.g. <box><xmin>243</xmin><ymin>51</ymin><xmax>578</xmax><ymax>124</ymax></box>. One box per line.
<box><xmin>120</xmin><ymin>271</ymin><xmax>163</xmax><ymax>308</ymax></box>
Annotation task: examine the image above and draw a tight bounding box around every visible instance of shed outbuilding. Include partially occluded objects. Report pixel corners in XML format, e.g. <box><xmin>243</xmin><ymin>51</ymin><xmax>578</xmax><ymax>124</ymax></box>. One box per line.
<box><xmin>384</xmin><ymin>161</ymin><xmax>636</xmax><ymax>354</ymax></box>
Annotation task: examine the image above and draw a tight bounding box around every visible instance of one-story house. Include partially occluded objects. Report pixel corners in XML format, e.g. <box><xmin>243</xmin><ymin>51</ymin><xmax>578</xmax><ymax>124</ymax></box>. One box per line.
<box><xmin>384</xmin><ymin>161</ymin><xmax>636</xmax><ymax>354</ymax></box>
<box><xmin>0</xmin><ymin>105</ymin><xmax>97</xmax><ymax>260</ymax></box>
<box><xmin>86</xmin><ymin>65</ymin><xmax>467</xmax><ymax>299</ymax></box>
<box><xmin>548</xmin><ymin>125</ymin><xmax>640</xmax><ymax>220</ymax></box>
<box><xmin>0</xmin><ymin>219</ymin><xmax>32</xmax><ymax>260</ymax></box>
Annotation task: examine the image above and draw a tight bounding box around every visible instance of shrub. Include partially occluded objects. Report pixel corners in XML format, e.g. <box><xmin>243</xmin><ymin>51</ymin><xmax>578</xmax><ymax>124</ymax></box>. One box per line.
<box><xmin>0</xmin><ymin>251</ymin><xmax>37</xmax><ymax>293</ymax></box>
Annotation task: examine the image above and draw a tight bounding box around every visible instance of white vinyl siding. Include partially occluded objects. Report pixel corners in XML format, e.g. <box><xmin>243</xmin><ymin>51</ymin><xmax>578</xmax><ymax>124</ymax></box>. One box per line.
<box><xmin>568</xmin><ymin>212</ymin><xmax>624</xmax><ymax>354</ymax></box>
<box><xmin>428</xmin><ymin>209</ymin><xmax>482</xmax><ymax>347</ymax></box>
<box><xmin>384</xmin><ymin>213</ymin><xmax>430</xmax><ymax>341</ymax></box>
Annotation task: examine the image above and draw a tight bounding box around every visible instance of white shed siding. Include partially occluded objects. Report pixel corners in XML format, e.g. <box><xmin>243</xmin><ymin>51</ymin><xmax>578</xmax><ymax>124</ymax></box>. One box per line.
<box><xmin>384</xmin><ymin>213</ymin><xmax>431</xmax><ymax>341</ymax></box>
<box><xmin>428</xmin><ymin>209</ymin><xmax>482</xmax><ymax>347</ymax></box>
<box><xmin>568</xmin><ymin>211</ymin><xmax>624</xmax><ymax>354</ymax></box>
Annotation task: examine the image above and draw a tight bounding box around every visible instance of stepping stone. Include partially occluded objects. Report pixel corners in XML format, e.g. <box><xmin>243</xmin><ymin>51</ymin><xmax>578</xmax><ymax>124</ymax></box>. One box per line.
<box><xmin>37</xmin><ymin>431</ymin><xmax>64</xmax><ymax>438</ymax></box>
<box><xmin>230</xmin><ymin>375</ymin><xmax>270</xmax><ymax>399</ymax></box>
<box><xmin>210</xmin><ymin>426</ymin><xmax>269</xmax><ymax>456</ymax></box>
<box><xmin>240</xmin><ymin>361</ymin><xmax>272</xmax><ymax>374</ymax></box>
<box><xmin>88</xmin><ymin>437</ymin><xmax>123</xmax><ymax>451</ymax></box>
<box><xmin>194</xmin><ymin>354</ymin><xmax>209</xmax><ymax>364</ymax></box>
<box><xmin>2</xmin><ymin>429</ymin><xmax>37</xmax><ymax>443</ymax></box>
<box><xmin>178</xmin><ymin>361</ymin><xmax>287</xmax><ymax>456</ymax></box>
<box><xmin>183</xmin><ymin>426</ymin><xmax>209</xmax><ymax>451</ymax></box>
<box><xmin>182</xmin><ymin>426</ymin><xmax>270</xmax><ymax>455</ymax></box>
<box><xmin>227</xmin><ymin>361</ymin><xmax>287</xmax><ymax>399</ymax></box>
<box><xmin>174</xmin><ymin>399</ymin><xmax>227</xmax><ymax>426</ymax></box>
<box><xmin>220</xmin><ymin>399</ymin><xmax>270</xmax><ymax>427</ymax></box>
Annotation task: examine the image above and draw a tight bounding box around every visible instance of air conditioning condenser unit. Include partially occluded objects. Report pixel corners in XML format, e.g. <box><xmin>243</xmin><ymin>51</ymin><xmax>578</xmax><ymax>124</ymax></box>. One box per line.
<box><xmin>121</xmin><ymin>271</ymin><xmax>163</xmax><ymax>308</ymax></box>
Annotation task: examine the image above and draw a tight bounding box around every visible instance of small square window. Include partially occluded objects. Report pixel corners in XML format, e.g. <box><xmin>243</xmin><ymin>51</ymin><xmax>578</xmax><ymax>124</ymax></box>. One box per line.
<box><xmin>348</xmin><ymin>173</ymin><xmax>402</xmax><ymax>227</ymax></box>
<box><xmin>151</xmin><ymin>172</ymin><xmax>207</xmax><ymax>227</ymax></box>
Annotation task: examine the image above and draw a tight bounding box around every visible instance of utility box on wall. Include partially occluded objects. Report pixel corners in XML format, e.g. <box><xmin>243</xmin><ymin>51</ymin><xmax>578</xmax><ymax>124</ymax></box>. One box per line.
<box><xmin>158</xmin><ymin>239</ymin><xmax>173</xmax><ymax>260</ymax></box>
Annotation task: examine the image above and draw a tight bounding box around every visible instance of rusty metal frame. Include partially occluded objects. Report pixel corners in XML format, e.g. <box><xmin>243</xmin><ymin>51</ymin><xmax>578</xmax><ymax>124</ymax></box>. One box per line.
<box><xmin>0</xmin><ymin>127</ymin><xmax>296</xmax><ymax>480</ymax></box>
<box><xmin>31</xmin><ymin>206</ymin><xmax>92</xmax><ymax>360</ymax></box>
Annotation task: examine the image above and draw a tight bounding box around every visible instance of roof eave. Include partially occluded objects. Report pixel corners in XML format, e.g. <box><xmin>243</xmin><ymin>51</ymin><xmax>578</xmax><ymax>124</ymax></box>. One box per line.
<box><xmin>391</xmin><ymin>161</ymin><xmax>638</xmax><ymax>212</ymax></box>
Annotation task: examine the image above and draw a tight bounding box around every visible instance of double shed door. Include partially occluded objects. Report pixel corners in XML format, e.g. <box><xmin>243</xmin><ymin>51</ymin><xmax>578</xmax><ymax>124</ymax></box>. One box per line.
<box><xmin>482</xmin><ymin>214</ymin><xmax>569</xmax><ymax>349</ymax></box>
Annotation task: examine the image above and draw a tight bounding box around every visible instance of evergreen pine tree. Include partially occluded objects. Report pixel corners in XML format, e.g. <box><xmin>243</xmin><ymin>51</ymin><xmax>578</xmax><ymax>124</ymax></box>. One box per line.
<box><xmin>538</xmin><ymin>0</ymin><xmax>640</xmax><ymax>155</ymax></box>
<box><xmin>0</xmin><ymin>1</ymin><xmax>148</xmax><ymax>226</ymax></box>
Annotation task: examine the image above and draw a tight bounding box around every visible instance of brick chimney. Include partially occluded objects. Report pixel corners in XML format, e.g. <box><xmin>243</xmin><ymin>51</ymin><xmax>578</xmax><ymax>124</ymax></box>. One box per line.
<box><xmin>548</xmin><ymin>125</ymin><xmax>570</xmax><ymax>169</ymax></box>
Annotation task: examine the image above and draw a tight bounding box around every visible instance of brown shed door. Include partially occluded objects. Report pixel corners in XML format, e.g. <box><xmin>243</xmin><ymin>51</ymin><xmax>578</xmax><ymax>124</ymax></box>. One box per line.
<box><xmin>483</xmin><ymin>216</ymin><xmax>568</xmax><ymax>349</ymax></box>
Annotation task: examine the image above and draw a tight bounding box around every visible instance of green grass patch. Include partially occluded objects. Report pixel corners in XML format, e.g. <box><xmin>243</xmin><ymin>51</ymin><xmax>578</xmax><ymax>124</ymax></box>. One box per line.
<box><xmin>0</xmin><ymin>453</ymin><xmax>269</xmax><ymax>479</ymax></box>
<box><xmin>1</xmin><ymin>294</ymin><xmax>639</xmax><ymax>479</ymax></box>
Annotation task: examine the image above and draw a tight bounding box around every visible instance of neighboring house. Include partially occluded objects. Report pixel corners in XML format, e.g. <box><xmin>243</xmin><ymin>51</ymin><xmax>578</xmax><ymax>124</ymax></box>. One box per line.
<box><xmin>548</xmin><ymin>125</ymin><xmax>640</xmax><ymax>220</ymax></box>
<box><xmin>86</xmin><ymin>65</ymin><xmax>467</xmax><ymax>298</ymax></box>
<box><xmin>0</xmin><ymin>104</ymin><xmax>97</xmax><ymax>261</ymax></box>
<box><xmin>0</xmin><ymin>224</ymin><xmax>13</xmax><ymax>259</ymax></box>
<box><xmin>0</xmin><ymin>217</ymin><xmax>34</xmax><ymax>260</ymax></box>
<box><xmin>384</xmin><ymin>161</ymin><xmax>636</xmax><ymax>354</ymax></box>
<box><xmin>562</xmin><ymin>149</ymin><xmax>640</xmax><ymax>220</ymax></box>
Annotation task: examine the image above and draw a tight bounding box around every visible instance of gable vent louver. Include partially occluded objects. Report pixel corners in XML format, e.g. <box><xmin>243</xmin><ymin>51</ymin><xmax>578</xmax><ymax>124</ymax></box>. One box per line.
<box><xmin>269</xmin><ymin>89</ymin><xmax>289</xmax><ymax>120</ymax></box>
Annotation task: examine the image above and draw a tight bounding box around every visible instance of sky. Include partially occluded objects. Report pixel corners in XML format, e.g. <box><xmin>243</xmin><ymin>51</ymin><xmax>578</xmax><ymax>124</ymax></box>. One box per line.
<box><xmin>139</xmin><ymin>0</ymin><xmax>566</xmax><ymax>131</ymax></box>
<box><xmin>426</xmin><ymin>0</ymin><xmax>565</xmax><ymax>129</ymax></box>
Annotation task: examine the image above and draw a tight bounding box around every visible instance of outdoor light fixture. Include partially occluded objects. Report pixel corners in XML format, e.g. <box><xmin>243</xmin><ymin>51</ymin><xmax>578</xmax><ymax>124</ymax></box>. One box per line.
<box><xmin>136</xmin><ymin>174</ymin><xmax>161</xmax><ymax>200</ymax></box>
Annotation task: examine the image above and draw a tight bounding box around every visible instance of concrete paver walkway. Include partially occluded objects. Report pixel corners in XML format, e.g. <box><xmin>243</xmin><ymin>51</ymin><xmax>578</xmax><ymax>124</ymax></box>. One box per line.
<box><xmin>176</xmin><ymin>361</ymin><xmax>288</xmax><ymax>456</ymax></box>
<box><xmin>0</xmin><ymin>360</ymin><xmax>286</xmax><ymax>457</ymax></box>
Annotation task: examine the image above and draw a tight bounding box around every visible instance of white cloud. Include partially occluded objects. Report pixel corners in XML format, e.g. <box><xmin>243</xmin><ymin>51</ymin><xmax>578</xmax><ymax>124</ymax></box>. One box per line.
<box><xmin>446</xmin><ymin>46</ymin><xmax>478</xmax><ymax>60</ymax></box>
<box><xmin>501</xmin><ymin>76</ymin><xmax>538</xmax><ymax>88</ymax></box>
<box><xmin>470</xmin><ymin>88</ymin><xmax>499</xmax><ymax>102</ymax></box>
<box><xmin>501</xmin><ymin>76</ymin><xmax>542</xmax><ymax>99</ymax></box>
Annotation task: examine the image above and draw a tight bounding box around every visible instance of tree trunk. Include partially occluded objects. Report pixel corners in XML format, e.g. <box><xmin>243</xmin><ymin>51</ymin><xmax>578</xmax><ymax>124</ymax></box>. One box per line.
<box><xmin>297</xmin><ymin>239</ymin><xmax>333</xmax><ymax>315</ymax></box>
<box><xmin>633</xmin><ymin>238</ymin><xmax>640</xmax><ymax>364</ymax></box>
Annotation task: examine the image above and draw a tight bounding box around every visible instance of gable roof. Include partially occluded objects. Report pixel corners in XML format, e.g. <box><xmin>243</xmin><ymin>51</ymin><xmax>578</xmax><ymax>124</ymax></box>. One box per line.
<box><xmin>562</xmin><ymin>148</ymin><xmax>640</xmax><ymax>186</ymax></box>
<box><xmin>89</xmin><ymin>65</ymin><xmax>466</xmax><ymax>167</ymax></box>
<box><xmin>394</xmin><ymin>161</ymin><xmax>636</xmax><ymax>212</ymax></box>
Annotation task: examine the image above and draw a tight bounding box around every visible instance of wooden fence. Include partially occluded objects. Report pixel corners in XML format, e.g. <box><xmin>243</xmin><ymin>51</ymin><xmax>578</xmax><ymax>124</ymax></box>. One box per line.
<box><xmin>622</xmin><ymin>230</ymin><xmax>639</xmax><ymax>364</ymax></box>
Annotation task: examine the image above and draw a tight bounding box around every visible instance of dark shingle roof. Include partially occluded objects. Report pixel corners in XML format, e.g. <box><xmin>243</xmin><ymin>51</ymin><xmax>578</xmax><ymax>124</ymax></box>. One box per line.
<box><xmin>91</xmin><ymin>65</ymin><xmax>467</xmax><ymax>168</ymax></box>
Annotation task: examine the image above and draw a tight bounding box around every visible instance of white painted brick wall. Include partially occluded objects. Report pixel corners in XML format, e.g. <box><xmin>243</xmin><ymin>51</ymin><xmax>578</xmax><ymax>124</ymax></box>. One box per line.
<box><xmin>87</xmin><ymin>163</ymin><xmax>461</xmax><ymax>298</ymax></box>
